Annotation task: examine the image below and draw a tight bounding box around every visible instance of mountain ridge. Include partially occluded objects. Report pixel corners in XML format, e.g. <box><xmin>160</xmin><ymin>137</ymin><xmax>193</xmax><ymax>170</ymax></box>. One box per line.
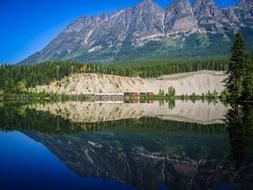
<box><xmin>20</xmin><ymin>0</ymin><xmax>253</xmax><ymax>64</ymax></box>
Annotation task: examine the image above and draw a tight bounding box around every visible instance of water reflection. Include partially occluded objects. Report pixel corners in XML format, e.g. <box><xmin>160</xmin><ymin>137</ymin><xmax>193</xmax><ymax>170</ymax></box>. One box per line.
<box><xmin>226</xmin><ymin>104</ymin><xmax>253</xmax><ymax>169</ymax></box>
<box><xmin>29</xmin><ymin>100</ymin><xmax>228</xmax><ymax>124</ymax></box>
<box><xmin>0</xmin><ymin>101</ymin><xmax>252</xmax><ymax>190</ymax></box>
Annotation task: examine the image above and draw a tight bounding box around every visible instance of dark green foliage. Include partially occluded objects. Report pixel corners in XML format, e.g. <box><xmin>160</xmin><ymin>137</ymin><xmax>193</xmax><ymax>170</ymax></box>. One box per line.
<box><xmin>0</xmin><ymin>61</ymin><xmax>82</xmax><ymax>93</ymax></box>
<box><xmin>0</xmin><ymin>103</ymin><xmax>87</xmax><ymax>134</ymax></box>
<box><xmin>158</xmin><ymin>89</ymin><xmax>165</xmax><ymax>96</ymax></box>
<box><xmin>167</xmin><ymin>86</ymin><xmax>176</xmax><ymax>97</ymax></box>
<box><xmin>225</xmin><ymin>33</ymin><xmax>245</xmax><ymax>102</ymax></box>
<box><xmin>225</xmin><ymin>32</ymin><xmax>253</xmax><ymax>102</ymax></box>
<box><xmin>242</xmin><ymin>52</ymin><xmax>253</xmax><ymax>100</ymax></box>
<box><xmin>226</xmin><ymin>104</ymin><xmax>253</xmax><ymax>168</ymax></box>
<box><xmin>107</xmin><ymin>58</ymin><xmax>228</xmax><ymax>78</ymax></box>
<box><xmin>220</xmin><ymin>89</ymin><xmax>230</xmax><ymax>101</ymax></box>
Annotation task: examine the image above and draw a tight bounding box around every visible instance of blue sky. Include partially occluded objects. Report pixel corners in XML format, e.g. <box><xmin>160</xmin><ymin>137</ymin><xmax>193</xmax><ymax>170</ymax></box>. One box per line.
<box><xmin>0</xmin><ymin>0</ymin><xmax>239</xmax><ymax>64</ymax></box>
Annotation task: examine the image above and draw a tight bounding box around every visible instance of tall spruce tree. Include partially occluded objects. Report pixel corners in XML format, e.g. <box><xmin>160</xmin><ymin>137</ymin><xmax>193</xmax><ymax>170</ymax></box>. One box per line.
<box><xmin>242</xmin><ymin>51</ymin><xmax>253</xmax><ymax>100</ymax></box>
<box><xmin>225</xmin><ymin>33</ymin><xmax>245</xmax><ymax>102</ymax></box>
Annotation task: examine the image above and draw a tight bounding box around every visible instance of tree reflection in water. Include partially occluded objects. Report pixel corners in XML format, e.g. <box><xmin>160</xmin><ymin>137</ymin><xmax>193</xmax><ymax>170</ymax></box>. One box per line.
<box><xmin>0</xmin><ymin>101</ymin><xmax>253</xmax><ymax>190</ymax></box>
<box><xmin>226</xmin><ymin>103</ymin><xmax>253</xmax><ymax>169</ymax></box>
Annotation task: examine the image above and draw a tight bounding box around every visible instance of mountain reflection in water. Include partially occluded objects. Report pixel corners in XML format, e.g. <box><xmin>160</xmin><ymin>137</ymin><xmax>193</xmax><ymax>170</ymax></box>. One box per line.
<box><xmin>0</xmin><ymin>100</ymin><xmax>252</xmax><ymax>190</ymax></box>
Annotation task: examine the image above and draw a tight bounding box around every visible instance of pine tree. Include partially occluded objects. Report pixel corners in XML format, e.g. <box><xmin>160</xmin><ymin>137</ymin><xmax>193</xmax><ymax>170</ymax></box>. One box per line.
<box><xmin>242</xmin><ymin>51</ymin><xmax>253</xmax><ymax>100</ymax></box>
<box><xmin>225</xmin><ymin>32</ymin><xmax>245</xmax><ymax>102</ymax></box>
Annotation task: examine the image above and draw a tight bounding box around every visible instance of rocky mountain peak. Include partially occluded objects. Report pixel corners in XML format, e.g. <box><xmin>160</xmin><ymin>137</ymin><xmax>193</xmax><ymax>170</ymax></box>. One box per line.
<box><xmin>20</xmin><ymin>0</ymin><xmax>253</xmax><ymax>64</ymax></box>
<box><xmin>168</xmin><ymin>0</ymin><xmax>193</xmax><ymax>13</ymax></box>
<box><xmin>133</xmin><ymin>0</ymin><xmax>163</xmax><ymax>17</ymax></box>
<box><xmin>125</xmin><ymin>0</ymin><xmax>164</xmax><ymax>39</ymax></box>
<box><xmin>193</xmin><ymin>0</ymin><xmax>219</xmax><ymax>14</ymax></box>
<box><xmin>236</xmin><ymin>0</ymin><xmax>253</xmax><ymax>25</ymax></box>
<box><xmin>136</xmin><ymin>0</ymin><xmax>161</xmax><ymax>9</ymax></box>
<box><xmin>195</xmin><ymin>0</ymin><xmax>212</xmax><ymax>4</ymax></box>
<box><xmin>239</xmin><ymin>0</ymin><xmax>253</xmax><ymax>7</ymax></box>
<box><xmin>100</xmin><ymin>13</ymin><xmax>110</xmax><ymax>20</ymax></box>
<box><xmin>179</xmin><ymin>0</ymin><xmax>192</xmax><ymax>9</ymax></box>
<box><xmin>165</xmin><ymin>0</ymin><xmax>198</xmax><ymax>33</ymax></box>
<box><xmin>238</xmin><ymin>0</ymin><xmax>253</xmax><ymax>12</ymax></box>
<box><xmin>193</xmin><ymin>0</ymin><xmax>229</xmax><ymax>32</ymax></box>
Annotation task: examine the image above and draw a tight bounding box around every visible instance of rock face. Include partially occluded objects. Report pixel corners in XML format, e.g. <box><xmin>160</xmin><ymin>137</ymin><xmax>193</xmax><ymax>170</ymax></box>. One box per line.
<box><xmin>165</xmin><ymin>0</ymin><xmax>199</xmax><ymax>33</ymax></box>
<box><xmin>21</xmin><ymin>0</ymin><xmax>253</xmax><ymax>64</ymax></box>
<box><xmin>236</xmin><ymin>0</ymin><xmax>253</xmax><ymax>25</ymax></box>
<box><xmin>193</xmin><ymin>0</ymin><xmax>236</xmax><ymax>31</ymax></box>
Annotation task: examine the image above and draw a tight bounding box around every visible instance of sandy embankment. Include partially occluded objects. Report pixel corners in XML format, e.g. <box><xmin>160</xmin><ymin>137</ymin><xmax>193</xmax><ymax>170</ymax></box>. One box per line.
<box><xmin>30</xmin><ymin>70</ymin><xmax>226</xmax><ymax>96</ymax></box>
<box><xmin>30</xmin><ymin>100</ymin><xmax>229</xmax><ymax>124</ymax></box>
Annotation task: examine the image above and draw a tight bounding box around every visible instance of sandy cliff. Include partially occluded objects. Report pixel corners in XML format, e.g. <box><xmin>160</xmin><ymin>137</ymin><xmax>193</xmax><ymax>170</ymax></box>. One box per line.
<box><xmin>30</xmin><ymin>70</ymin><xmax>226</xmax><ymax>96</ymax></box>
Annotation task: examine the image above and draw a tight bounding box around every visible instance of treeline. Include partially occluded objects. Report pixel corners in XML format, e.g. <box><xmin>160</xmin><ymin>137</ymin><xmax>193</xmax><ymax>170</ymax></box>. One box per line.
<box><xmin>104</xmin><ymin>58</ymin><xmax>228</xmax><ymax>78</ymax></box>
<box><xmin>0</xmin><ymin>58</ymin><xmax>228</xmax><ymax>93</ymax></box>
<box><xmin>0</xmin><ymin>103</ymin><xmax>88</xmax><ymax>134</ymax></box>
<box><xmin>0</xmin><ymin>61</ymin><xmax>82</xmax><ymax>93</ymax></box>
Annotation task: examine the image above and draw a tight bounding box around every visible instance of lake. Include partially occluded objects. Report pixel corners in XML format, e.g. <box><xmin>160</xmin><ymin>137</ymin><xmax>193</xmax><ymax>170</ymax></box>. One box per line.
<box><xmin>0</xmin><ymin>100</ymin><xmax>252</xmax><ymax>190</ymax></box>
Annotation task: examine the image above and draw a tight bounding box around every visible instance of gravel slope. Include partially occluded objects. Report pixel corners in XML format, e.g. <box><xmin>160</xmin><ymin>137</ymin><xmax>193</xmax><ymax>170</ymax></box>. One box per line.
<box><xmin>30</xmin><ymin>70</ymin><xmax>226</xmax><ymax>96</ymax></box>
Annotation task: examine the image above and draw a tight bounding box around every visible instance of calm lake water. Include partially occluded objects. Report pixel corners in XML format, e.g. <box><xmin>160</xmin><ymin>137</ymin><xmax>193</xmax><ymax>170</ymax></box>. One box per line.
<box><xmin>0</xmin><ymin>100</ymin><xmax>252</xmax><ymax>190</ymax></box>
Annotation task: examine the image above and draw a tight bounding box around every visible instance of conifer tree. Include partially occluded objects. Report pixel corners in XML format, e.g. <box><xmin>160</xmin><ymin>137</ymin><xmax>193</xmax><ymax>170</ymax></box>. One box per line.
<box><xmin>242</xmin><ymin>51</ymin><xmax>253</xmax><ymax>100</ymax></box>
<box><xmin>225</xmin><ymin>33</ymin><xmax>245</xmax><ymax>102</ymax></box>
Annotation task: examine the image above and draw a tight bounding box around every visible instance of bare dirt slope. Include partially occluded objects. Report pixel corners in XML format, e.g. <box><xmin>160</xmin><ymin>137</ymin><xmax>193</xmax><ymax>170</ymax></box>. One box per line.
<box><xmin>30</xmin><ymin>70</ymin><xmax>226</xmax><ymax>96</ymax></box>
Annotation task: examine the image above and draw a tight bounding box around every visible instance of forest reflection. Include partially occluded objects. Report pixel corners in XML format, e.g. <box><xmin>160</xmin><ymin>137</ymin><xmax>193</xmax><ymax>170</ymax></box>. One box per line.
<box><xmin>0</xmin><ymin>101</ymin><xmax>252</xmax><ymax>190</ymax></box>
<box><xmin>0</xmin><ymin>100</ymin><xmax>229</xmax><ymax>133</ymax></box>
<box><xmin>226</xmin><ymin>103</ymin><xmax>253</xmax><ymax>169</ymax></box>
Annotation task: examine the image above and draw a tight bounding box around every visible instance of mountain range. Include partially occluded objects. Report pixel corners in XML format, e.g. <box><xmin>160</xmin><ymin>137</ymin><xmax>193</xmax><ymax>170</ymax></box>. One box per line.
<box><xmin>21</xmin><ymin>0</ymin><xmax>253</xmax><ymax>64</ymax></box>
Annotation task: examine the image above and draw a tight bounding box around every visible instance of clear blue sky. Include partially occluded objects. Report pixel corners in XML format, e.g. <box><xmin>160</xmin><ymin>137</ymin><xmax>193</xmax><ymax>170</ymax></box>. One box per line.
<box><xmin>0</xmin><ymin>0</ymin><xmax>239</xmax><ymax>64</ymax></box>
